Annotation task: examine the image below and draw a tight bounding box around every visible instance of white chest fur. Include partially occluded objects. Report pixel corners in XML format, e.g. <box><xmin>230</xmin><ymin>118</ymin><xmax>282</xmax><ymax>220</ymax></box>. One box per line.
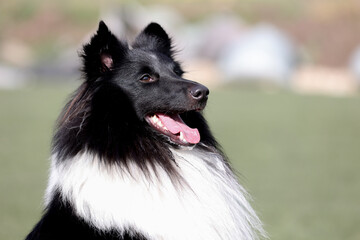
<box><xmin>46</xmin><ymin>148</ymin><xmax>264</xmax><ymax>240</ymax></box>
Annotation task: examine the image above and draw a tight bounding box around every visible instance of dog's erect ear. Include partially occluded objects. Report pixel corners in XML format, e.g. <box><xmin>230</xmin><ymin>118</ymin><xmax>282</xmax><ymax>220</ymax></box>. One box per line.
<box><xmin>81</xmin><ymin>21</ymin><xmax>127</xmax><ymax>81</ymax></box>
<box><xmin>133</xmin><ymin>23</ymin><xmax>173</xmax><ymax>57</ymax></box>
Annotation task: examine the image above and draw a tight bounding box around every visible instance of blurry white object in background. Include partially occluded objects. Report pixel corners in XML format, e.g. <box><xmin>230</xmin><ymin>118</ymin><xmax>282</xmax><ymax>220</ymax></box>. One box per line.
<box><xmin>177</xmin><ymin>14</ymin><xmax>246</xmax><ymax>65</ymax></box>
<box><xmin>217</xmin><ymin>23</ymin><xmax>297</xmax><ymax>84</ymax></box>
<box><xmin>349</xmin><ymin>46</ymin><xmax>360</xmax><ymax>84</ymax></box>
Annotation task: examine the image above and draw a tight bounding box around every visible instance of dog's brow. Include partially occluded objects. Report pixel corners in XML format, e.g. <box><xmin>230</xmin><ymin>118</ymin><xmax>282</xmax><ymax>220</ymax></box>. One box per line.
<box><xmin>139</xmin><ymin>66</ymin><xmax>154</xmax><ymax>74</ymax></box>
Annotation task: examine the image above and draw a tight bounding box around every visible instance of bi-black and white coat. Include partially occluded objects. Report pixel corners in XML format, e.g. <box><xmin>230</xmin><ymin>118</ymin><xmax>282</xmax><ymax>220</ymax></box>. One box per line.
<box><xmin>25</xmin><ymin>21</ymin><xmax>265</xmax><ymax>240</ymax></box>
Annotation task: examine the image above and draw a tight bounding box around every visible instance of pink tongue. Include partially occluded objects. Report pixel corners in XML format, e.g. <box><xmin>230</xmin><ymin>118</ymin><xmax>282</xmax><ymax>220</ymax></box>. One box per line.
<box><xmin>157</xmin><ymin>114</ymin><xmax>200</xmax><ymax>144</ymax></box>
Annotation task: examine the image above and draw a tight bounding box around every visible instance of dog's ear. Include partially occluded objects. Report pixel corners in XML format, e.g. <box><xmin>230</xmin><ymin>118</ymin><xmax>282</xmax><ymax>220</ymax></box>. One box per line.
<box><xmin>81</xmin><ymin>21</ymin><xmax>127</xmax><ymax>81</ymax></box>
<box><xmin>133</xmin><ymin>23</ymin><xmax>173</xmax><ymax>57</ymax></box>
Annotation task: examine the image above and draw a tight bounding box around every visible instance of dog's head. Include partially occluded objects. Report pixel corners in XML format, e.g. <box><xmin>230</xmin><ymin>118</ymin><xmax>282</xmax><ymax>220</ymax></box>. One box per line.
<box><xmin>81</xmin><ymin>21</ymin><xmax>209</xmax><ymax>146</ymax></box>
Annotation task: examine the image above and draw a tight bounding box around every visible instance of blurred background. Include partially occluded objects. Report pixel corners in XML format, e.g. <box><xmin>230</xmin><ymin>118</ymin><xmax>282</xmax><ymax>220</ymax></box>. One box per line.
<box><xmin>1</xmin><ymin>0</ymin><xmax>360</xmax><ymax>239</ymax></box>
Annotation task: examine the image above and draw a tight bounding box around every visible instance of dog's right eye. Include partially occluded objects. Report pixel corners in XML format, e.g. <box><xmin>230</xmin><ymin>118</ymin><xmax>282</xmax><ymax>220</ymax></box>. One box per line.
<box><xmin>140</xmin><ymin>74</ymin><xmax>157</xmax><ymax>83</ymax></box>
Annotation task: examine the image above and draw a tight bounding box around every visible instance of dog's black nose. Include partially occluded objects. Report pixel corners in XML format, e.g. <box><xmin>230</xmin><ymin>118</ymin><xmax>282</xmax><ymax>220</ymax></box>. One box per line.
<box><xmin>190</xmin><ymin>84</ymin><xmax>209</xmax><ymax>101</ymax></box>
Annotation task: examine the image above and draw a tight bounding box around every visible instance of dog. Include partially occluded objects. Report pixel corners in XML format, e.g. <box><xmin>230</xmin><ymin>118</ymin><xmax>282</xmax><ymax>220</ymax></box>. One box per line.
<box><xmin>25</xmin><ymin>21</ymin><xmax>265</xmax><ymax>240</ymax></box>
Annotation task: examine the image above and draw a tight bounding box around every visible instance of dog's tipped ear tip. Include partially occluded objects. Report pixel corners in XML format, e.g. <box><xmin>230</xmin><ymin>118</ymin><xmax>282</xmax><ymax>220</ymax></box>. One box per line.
<box><xmin>144</xmin><ymin>22</ymin><xmax>168</xmax><ymax>36</ymax></box>
<box><xmin>97</xmin><ymin>20</ymin><xmax>109</xmax><ymax>33</ymax></box>
<box><xmin>147</xmin><ymin>22</ymin><xmax>161</xmax><ymax>28</ymax></box>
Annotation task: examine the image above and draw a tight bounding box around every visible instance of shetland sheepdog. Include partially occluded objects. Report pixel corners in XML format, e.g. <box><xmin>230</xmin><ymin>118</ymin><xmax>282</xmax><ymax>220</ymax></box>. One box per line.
<box><xmin>25</xmin><ymin>21</ymin><xmax>265</xmax><ymax>240</ymax></box>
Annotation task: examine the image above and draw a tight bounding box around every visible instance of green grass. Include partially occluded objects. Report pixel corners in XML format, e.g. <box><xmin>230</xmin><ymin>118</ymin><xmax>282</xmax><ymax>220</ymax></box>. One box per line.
<box><xmin>1</xmin><ymin>86</ymin><xmax>360</xmax><ymax>240</ymax></box>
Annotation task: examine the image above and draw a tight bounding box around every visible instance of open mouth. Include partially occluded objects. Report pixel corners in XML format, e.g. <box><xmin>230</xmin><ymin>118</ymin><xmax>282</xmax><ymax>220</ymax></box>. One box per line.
<box><xmin>145</xmin><ymin>113</ymin><xmax>200</xmax><ymax>146</ymax></box>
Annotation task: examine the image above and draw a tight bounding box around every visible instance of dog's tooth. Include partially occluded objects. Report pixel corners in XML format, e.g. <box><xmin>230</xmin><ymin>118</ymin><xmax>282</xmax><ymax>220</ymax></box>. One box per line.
<box><xmin>158</xmin><ymin>121</ymin><xmax>163</xmax><ymax>127</ymax></box>
<box><xmin>152</xmin><ymin>116</ymin><xmax>159</xmax><ymax>123</ymax></box>
<box><xmin>163</xmin><ymin>126</ymin><xmax>168</xmax><ymax>131</ymax></box>
<box><xmin>179</xmin><ymin>132</ymin><xmax>187</xmax><ymax>143</ymax></box>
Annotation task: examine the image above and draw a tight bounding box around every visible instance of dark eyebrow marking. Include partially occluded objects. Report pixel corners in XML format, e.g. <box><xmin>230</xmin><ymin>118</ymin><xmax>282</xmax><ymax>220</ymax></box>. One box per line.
<box><xmin>139</xmin><ymin>66</ymin><xmax>154</xmax><ymax>74</ymax></box>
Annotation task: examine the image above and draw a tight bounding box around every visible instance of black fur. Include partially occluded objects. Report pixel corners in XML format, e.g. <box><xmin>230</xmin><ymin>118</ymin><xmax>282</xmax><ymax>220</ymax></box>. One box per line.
<box><xmin>26</xmin><ymin>190</ymin><xmax>148</xmax><ymax>240</ymax></box>
<box><xmin>25</xmin><ymin>21</ymin><xmax>221</xmax><ymax>240</ymax></box>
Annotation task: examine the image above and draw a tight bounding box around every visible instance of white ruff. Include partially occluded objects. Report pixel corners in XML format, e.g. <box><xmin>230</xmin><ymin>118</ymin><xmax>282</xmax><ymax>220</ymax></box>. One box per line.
<box><xmin>46</xmin><ymin>148</ymin><xmax>265</xmax><ymax>240</ymax></box>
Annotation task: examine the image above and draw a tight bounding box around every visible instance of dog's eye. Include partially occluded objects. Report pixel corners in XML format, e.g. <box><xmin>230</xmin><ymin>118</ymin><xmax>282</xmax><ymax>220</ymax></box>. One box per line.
<box><xmin>140</xmin><ymin>74</ymin><xmax>157</xmax><ymax>83</ymax></box>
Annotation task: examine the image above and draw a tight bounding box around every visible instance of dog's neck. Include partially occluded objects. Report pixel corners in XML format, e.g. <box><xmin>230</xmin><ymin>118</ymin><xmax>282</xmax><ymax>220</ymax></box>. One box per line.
<box><xmin>46</xmin><ymin>147</ymin><xmax>264</xmax><ymax>240</ymax></box>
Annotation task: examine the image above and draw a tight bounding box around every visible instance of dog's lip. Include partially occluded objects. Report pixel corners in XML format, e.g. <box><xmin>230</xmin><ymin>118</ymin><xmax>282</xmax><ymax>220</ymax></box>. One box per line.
<box><xmin>145</xmin><ymin>113</ymin><xmax>200</xmax><ymax>146</ymax></box>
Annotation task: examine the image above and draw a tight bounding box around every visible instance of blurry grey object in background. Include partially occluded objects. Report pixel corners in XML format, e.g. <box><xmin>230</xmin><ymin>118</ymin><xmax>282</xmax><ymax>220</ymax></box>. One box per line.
<box><xmin>217</xmin><ymin>24</ymin><xmax>297</xmax><ymax>85</ymax></box>
<box><xmin>195</xmin><ymin>15</ymin><xmax>246</xmax><ymax>61</ymax></box>
<box><xmin>31</xmin><ymin>48</ymin><xmax>80</xmax><ymax>82</ymax></box>
<box><xmin>0</xmin><ymin>65</ymin><xmax>27</xmax><ymax>89</ymax></box>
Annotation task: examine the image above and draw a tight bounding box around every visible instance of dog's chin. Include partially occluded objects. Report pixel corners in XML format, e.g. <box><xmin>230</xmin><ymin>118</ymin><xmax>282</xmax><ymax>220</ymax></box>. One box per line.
<box><xmin>145</xmin><ymin>113</ymin><xmax>200</xmax><ymax>146</ymax></box>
